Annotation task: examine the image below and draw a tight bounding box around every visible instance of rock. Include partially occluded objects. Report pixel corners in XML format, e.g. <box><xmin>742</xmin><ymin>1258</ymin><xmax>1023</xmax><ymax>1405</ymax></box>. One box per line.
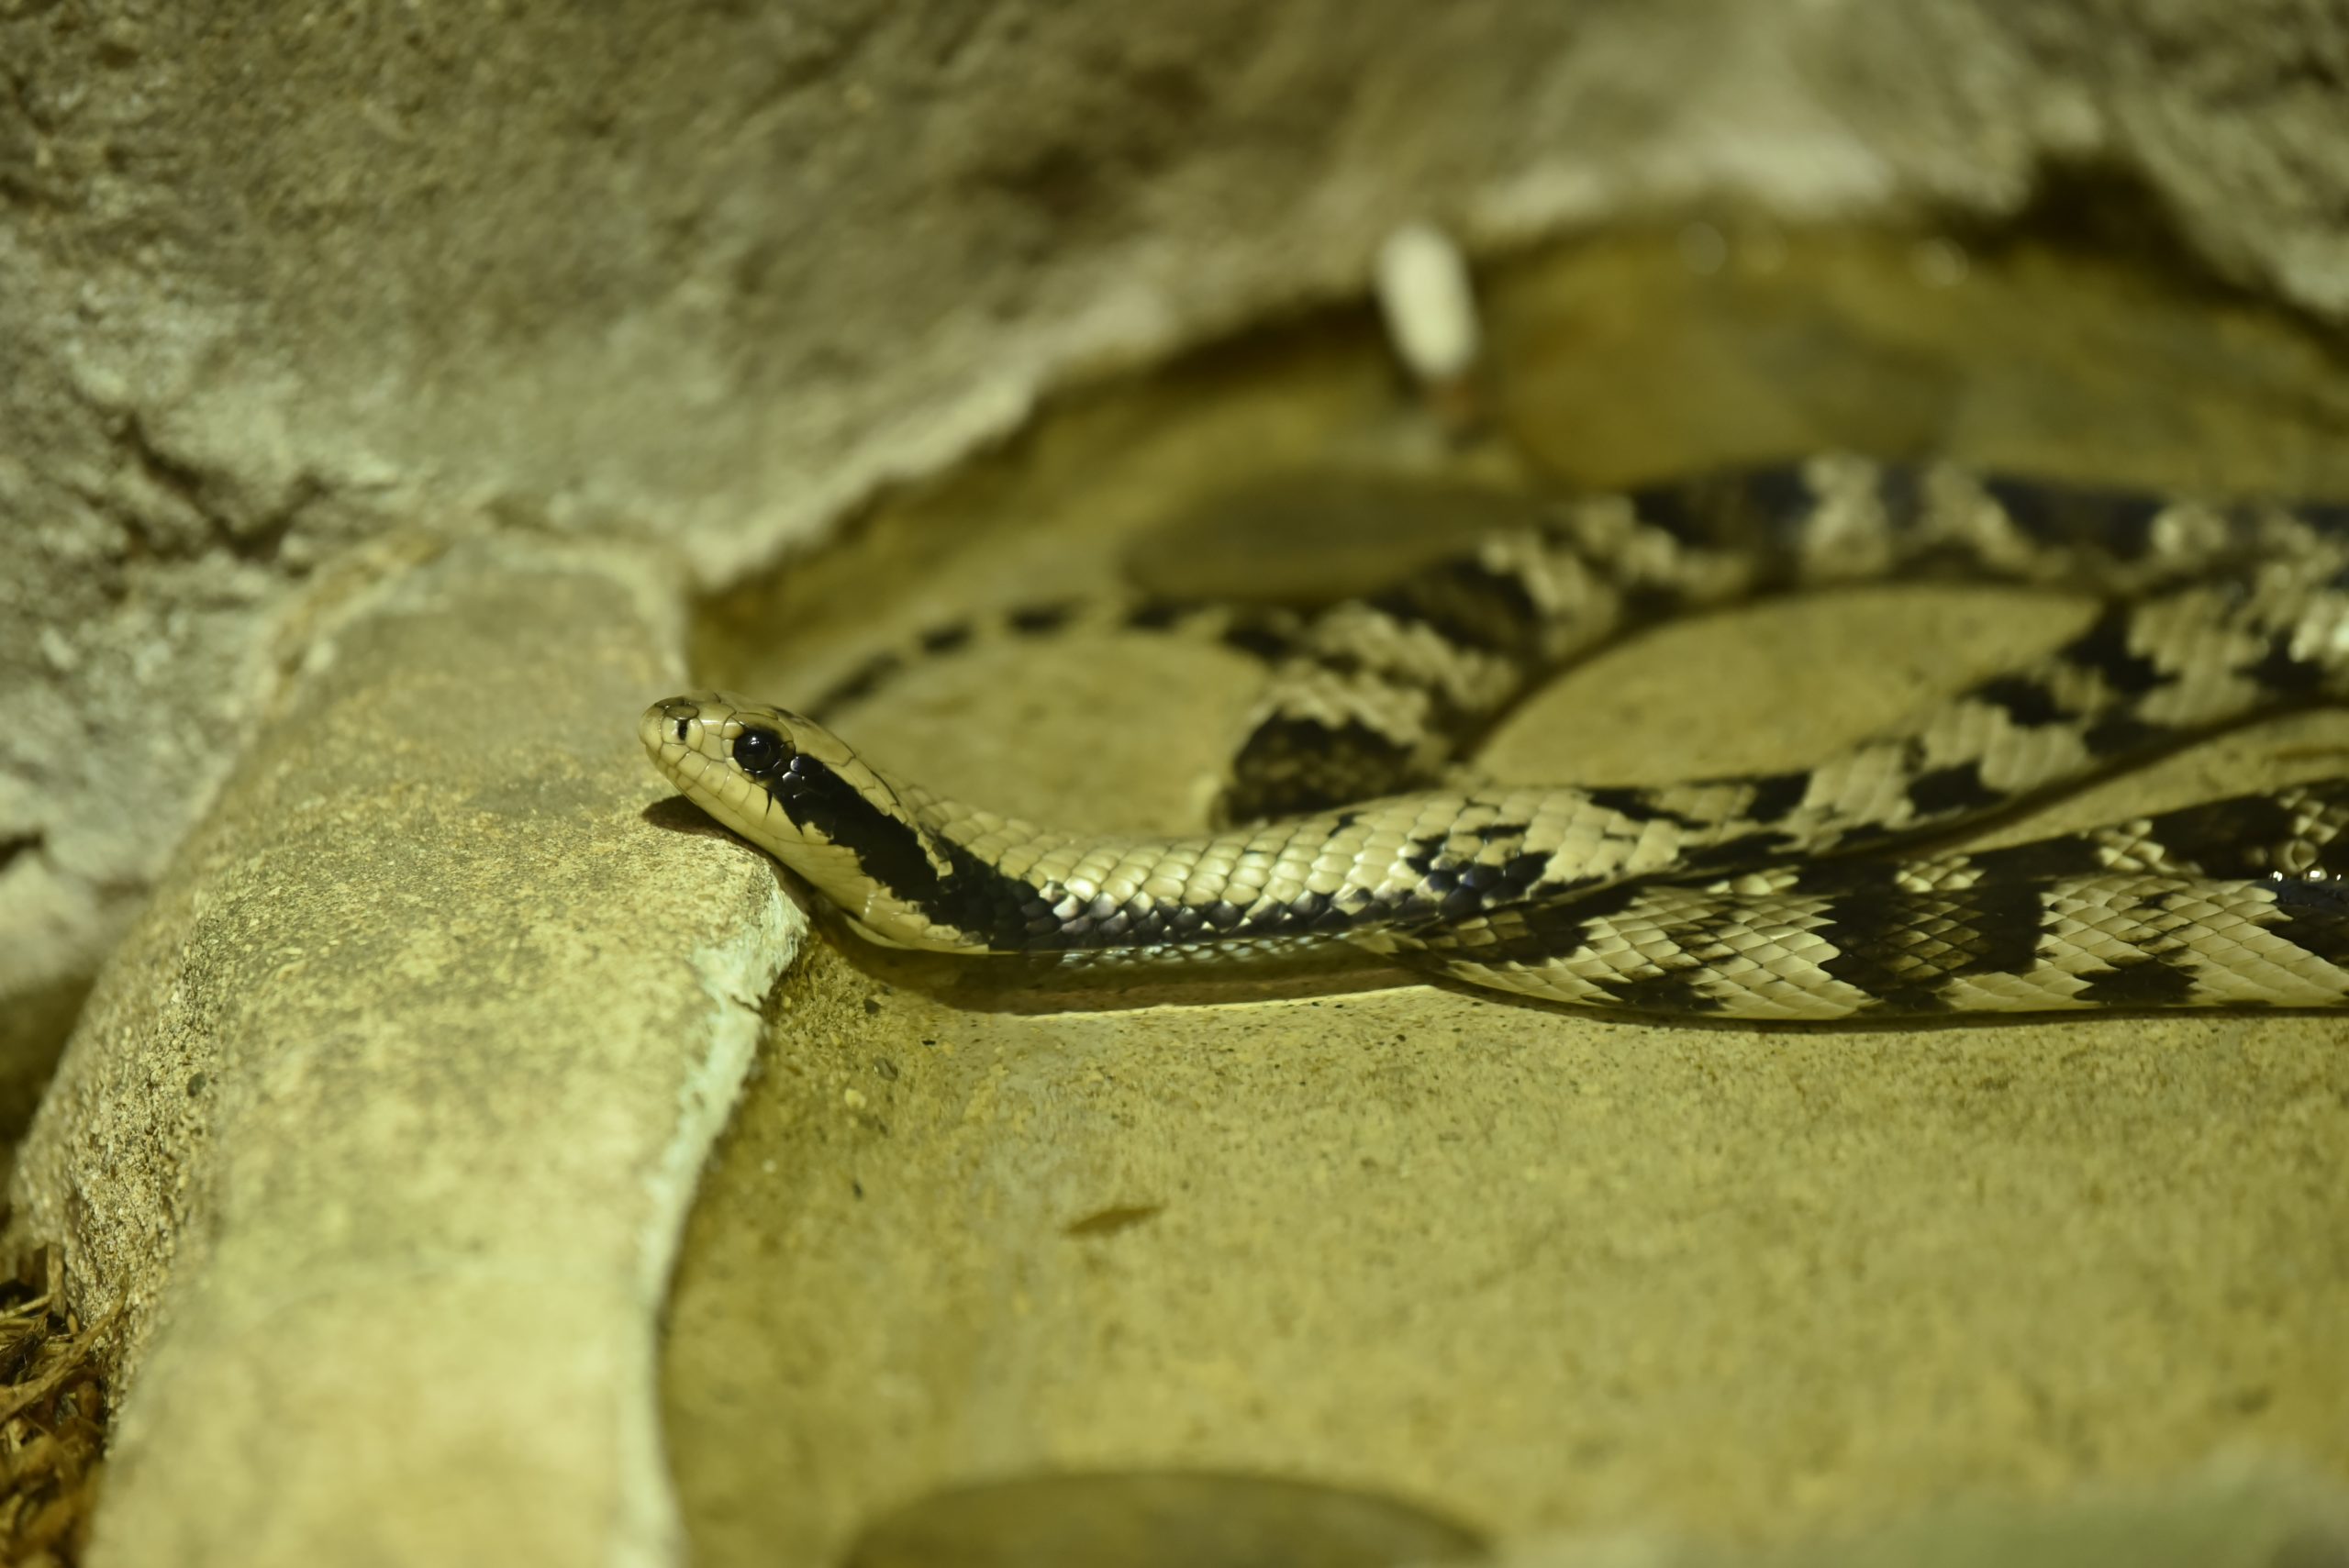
<box><xmin>1478</xmin><ymin>1460</ymin><xmax>2349</xmax><ymax>1567</ymax></box>
<box><xmin>6</xmin><ymin>536</ymin><xmax>795</xmax><ymax>1566</ymax></box>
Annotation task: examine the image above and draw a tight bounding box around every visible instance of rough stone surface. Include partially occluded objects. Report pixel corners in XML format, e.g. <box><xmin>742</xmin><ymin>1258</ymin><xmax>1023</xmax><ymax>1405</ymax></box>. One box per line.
<box><xmin>1816</xmin><ymin>0</ymin><xmax>2349</xmax><ymax>314</ymax></box>
<box><xmin>5</xmin><ymin>535</ymin><xmax>794</xmax><ymax>1567</ymax></box>
<box><xmin>10</xmin><ymin>0</ymin><xmax>2349</xmax><ymax>1100</ymax></box>
<box><xmin>1474</xmin><ymin>1461</ymin><xmax>2349</xmax><ymax>1567</ymax></box>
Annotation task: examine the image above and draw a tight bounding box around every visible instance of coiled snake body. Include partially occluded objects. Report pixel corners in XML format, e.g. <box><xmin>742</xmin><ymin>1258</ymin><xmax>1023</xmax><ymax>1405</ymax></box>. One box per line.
<box><xmin>643</xmin><ymin>456</ymin><xmax>2349</xmax><ymax>1020</ymax></box>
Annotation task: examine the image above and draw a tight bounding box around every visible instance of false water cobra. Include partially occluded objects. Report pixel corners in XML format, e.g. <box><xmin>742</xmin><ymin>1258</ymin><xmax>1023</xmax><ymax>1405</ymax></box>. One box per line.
<box><xmin>641</xmin><ymin>455</ymin><xmax>2349</xmax><ymax>1021</ymax></box>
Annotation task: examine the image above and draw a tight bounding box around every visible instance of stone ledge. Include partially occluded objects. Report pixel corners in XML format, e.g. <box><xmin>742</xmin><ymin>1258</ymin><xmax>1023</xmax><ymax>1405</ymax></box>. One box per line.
<box><xmin>6</xmin><ymin>535</ymin><xmax>795</xmax><ymax>1567</ymax></box>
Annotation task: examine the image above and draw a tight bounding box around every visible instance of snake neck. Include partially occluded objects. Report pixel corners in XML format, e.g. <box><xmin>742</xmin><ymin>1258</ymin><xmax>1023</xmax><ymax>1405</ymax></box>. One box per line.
<box><xmin>758</xmin><ymin>751</ymin><xmax>1241</xmax><ymax>954</ymax></box>
<box><xmin>853</xmin><ymin>778</ymin><xmax>1158</xmax><ymax>954</ymax></box>
<box><xmin>736</xmin><ymin>754</ymin><xmax>983</xmax><ymax>951</ymax></box>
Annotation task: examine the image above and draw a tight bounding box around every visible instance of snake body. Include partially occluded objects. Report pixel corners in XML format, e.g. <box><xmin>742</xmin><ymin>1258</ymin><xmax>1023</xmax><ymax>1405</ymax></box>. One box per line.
<box><xmin>642</xmin><ymin>455</ymin><xmax>2349</xmax><ymax>1020</ymax></box>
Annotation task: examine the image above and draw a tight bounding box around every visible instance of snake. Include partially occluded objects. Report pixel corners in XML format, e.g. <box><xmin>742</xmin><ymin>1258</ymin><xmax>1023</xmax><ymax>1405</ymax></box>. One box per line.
<box><xmin>642</xmin><ymin>454</ymin><xmax>2349</xmax><ymax>1021</ymax></box>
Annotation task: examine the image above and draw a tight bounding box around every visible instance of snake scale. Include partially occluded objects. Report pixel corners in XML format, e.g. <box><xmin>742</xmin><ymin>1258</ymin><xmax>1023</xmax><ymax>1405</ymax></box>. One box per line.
<box><xmin>643</xmin><ymin>454</ymin><xmax>2349</xmax><ymax>1020</ymax></box>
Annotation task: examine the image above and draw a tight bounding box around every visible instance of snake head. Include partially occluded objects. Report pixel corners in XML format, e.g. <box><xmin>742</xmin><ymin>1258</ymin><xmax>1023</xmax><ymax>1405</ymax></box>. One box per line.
<box><xmin>640</xmin><ymin>692</ymin><xmax>957</xmax><ymax>940</ymax></box>
<box><xmin>640</xmin><ymin>691</ymin><xmax>837</xmax><ymax>841</ymax></box>
<box><xmin>644</xmin><ymin>690</ymin><xmax>793</xmax><ymax>775</ymax></box>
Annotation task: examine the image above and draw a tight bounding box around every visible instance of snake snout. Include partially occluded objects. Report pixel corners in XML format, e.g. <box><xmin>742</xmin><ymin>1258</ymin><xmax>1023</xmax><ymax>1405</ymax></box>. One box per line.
<box><xmin>640</xmin><ymin>696</ymin><xmax>693</xmax><ymax>752</ymax></box>
<box><xmin>640</xmin><ymin>693</ymin><xmax>735</xmax><ymax>765</ymax></box>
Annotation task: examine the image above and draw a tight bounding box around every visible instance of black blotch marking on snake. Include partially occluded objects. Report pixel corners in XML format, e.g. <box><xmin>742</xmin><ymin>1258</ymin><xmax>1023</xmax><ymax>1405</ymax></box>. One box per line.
<box><xmin>1432</xmin><ymin>879</ymin><xmax>1648</xmax><ymax>965</ymax></box>
<box><xmin>0</xmin><ymin>831</ymin><xmax>40</xmax><ymax>878</ymax></box>
<box><xmin>1675</xmin><ymin>828</ymin><xmax>1801</xmax><ymax>878</ymax></box>
<box><xmin>2061</xmin><ymin>606</ymin><xmax>2171</xmax><ymax>695</ymax></box>
<box><xmin>1364</xmin><ymin>557</ymin><xmax>1546</xmax><ymax>654</ymax></box>
<box><xmin>1628</xmin><ymin>468</ymin><xmax>1809</xmax><ymax>552</ymax></box>
<box><xmin>1219</xmin><ymin>620</ymin><xmax>1295</xmax><ymax>662</ymax></box>
<box><xmin>1972</xmin><ymin>674</ymin><xmax>2074</xmax><ymax>728</ymax></box>
<box><xmin>1983</xmin><ymin>476</ymin><xmax>2168</xmax><ymax>562</ymax></box>
<box><xmin>1009</xmin><ymin>603</ymin><xmax>1079</xmax><ymax>635</ymax></box>
<box><xmin>1959</xmin><ymin>835</ymin><xmax>2116</xmax><ymax>882</ymax></box>
<box><xmin>1876</xmin><ymin>463</ymin><xmax>1926</xmax><ymax>529</ymax></box>
<box><xmin>1737</xmin><ymin>464</ymin><xmax>1819</xmax><ymax>542</ymax></box>
<box><xmin>920</xmin><ymin>622</ymin><xmax>974</xmax><ymax>655</ymax></box>
<box><xmin>2241</xmin><ymin>634</ymin><xmax>2331</xmax><ymax>695</ymax></box>
<box><xmin>2073</xmin><ymin>955</ymin><xmax>2201</xmax><ymax>1008</ymax></box>
<box><xmin>2264</xmin><ymin>878</ymin><xmax>2349</xmax><ymax>968</ymax></box>
<box><xmin>1742</xmin><ymin>770</ymin><xmax>1812</xmax><ymax>824</ymax></box>
<box><xmin>2125</xmin><ymin>793</ymin><xmax>2306</xmax><ymax>877</ymax></box>
<box><xmin>1907</xmin><ymin>761</ymin><xmax>2004</xmax><ymax>817</ymax></box>
<box><xmin>1226</xmin><ymin>716</ymin><xmax>1421</xmax><ymax>818</ymax></box>
<box><xmin>1123</xmin><ymin>598</ymin><xmax>1197</xmax><ymax>632</ymax></box>
<box><xmin>1594</xmin><ymin>970</ymin><xmax>1731</xmax><ymax>1016</ymax></box>
<box><xmin>1582</xmin><ymin>785</ymin><xmax>1710</xmax><ymax>831</ymax></box>
<box><xmin>1623</xmin><ymin>482</ymin><xmax>1709</xmax><ymax>548</ymax></box>
<box><xmin>1815</xmin><ymin>879</ymin><xmax>2048</xmax><ymax>1010</ymax></box>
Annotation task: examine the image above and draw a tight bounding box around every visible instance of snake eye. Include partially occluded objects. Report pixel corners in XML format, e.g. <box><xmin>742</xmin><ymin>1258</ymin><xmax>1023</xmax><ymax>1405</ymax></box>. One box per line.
<box><xmin>732</xmin><ymin>726</ymin><xmax>785</xmax><ymax>776</ymax></box>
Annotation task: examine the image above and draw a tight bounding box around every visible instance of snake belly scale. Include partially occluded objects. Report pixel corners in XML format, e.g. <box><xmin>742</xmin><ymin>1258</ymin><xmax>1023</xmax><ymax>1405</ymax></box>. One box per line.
<box><xmin>643</xmin><ymin>455</ymin><xmax>2349</xmax><ymax>1021</ymax></box>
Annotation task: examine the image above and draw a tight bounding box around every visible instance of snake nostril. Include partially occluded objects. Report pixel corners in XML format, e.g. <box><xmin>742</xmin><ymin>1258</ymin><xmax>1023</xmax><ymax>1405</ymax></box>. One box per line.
<box><xmin>674</xmin><ymin>717</ymin><xmax>690</xmax><ymax>743</ymax></box>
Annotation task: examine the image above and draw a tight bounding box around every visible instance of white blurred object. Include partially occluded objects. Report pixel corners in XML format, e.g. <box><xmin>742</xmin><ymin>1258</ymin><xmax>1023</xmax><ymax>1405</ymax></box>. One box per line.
<box><xmin>1375</xmin><ymin>221</ymin><xmax>1486</xmax><ymax>431</ymax></box>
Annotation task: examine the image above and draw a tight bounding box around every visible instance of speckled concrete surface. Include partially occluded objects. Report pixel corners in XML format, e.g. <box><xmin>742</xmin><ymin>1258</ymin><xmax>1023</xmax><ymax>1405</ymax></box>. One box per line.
<box><xmin>1479</xmin><ymin>1460</ymin><xmax>2349</xmax><ymax>1567</ymax></box>
<box><xmin>662</xmin><ymin>233</ymin><xmax>2349</xmax><ymax>1565</ymax></box>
